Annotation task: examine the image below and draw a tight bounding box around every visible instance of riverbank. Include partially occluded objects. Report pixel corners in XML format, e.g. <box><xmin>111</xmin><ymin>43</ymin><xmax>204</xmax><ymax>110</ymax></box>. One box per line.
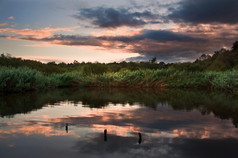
<box><xmin>1</xmin><ymin>67</ymin><xmax>238</xmax><ymax>93</ymax></box>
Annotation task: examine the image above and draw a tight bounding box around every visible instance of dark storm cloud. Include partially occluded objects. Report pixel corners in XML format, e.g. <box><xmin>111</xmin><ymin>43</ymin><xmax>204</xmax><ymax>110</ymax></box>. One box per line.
<box><xmin>74</xmin><ymin>0</ymin><xmax>238</xmax><ymax>27</ymax></box>
<box><xmin>168</xmin><ymin>0</ymin><xmax>238</xmax><ymax>24</ymax></box>
<box><xmin>97</xmin><ymin>30</ymin><xmax>207</xmax><ymax>62</ymax></box>
<box><xmin>135</xmin><ymin>30</ymin><xmax>201</xmax><ymax>42</ymax></box>
<box><xmin>74</xmin><ymin>7</ymin><xmax>159</xmax><ymax>28</ymax></box>
<box><xmin>99</xmin><ymin>30</ymin><xmax>203</xmax><ymax>42</ymax></box>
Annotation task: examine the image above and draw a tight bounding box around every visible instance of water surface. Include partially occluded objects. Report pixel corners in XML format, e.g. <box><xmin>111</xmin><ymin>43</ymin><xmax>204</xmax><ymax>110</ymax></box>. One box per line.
<box><xmin>1</xmin><ymin>88</ymin><xmax>238</xmax><ymax>158</ymax></box>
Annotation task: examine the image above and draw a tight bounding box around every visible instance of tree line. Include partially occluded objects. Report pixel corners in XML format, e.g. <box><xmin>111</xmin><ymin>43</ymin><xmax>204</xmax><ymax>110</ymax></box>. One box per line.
<box><xmin>1</xmin><ymin>41</ymin><xmax>238</xmax><ymax>74</ymax></box>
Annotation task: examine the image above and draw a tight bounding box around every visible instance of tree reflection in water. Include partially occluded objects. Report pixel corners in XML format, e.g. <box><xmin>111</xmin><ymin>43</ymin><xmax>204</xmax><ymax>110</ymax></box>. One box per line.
<box><xmin>1</xmin><ymin>88</ymin><xmax>238</xmax><ymax>127</ymax></box>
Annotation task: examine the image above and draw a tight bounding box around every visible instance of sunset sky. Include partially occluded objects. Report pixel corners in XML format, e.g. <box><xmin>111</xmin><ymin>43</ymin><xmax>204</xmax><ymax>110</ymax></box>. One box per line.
<box><xmin>0</xmin><ymin>0</ymin><xmax>238</xmax><ymax>63</ymax></box>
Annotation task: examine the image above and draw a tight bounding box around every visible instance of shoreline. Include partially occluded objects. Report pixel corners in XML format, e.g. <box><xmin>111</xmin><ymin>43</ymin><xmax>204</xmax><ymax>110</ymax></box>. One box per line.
<box><xmin>0</xmin><ymin>84</ymin><xmax>236</xmax><ymax>95</ymax></box>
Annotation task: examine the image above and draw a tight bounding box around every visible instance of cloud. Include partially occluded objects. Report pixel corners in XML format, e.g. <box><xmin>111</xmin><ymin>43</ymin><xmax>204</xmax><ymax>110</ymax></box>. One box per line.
<box><xmin>0</xmin><ymin>27</ymin><xmax>78</xmax><ymax>38</ymax></box>
<box><xmin>91</xmin><ymin>28</ymin><xmax>142</xmax><ymax>37</ymax></box>
<box><xmin>97</xmin><ymin>30</ymin><xmax>208</xmax><ymax>62</ymax></box>
<box><xmin>8</xmin><ymin>16</ymin><xmax>14</xmax><ymax>20</ymax></box>
<box><xmin>10</xmin><ymin>29</ymin><xmax>204</xmax><ymax>47</ymax></box>
<box><xmin>73</xmin><ymin>0</ymin><xmax>238</xmax><ymax>29</ymax></box>
<box><xmin>74</xmin><ymin>7</ymin><xmax>159</xmax><ymax>28</ymax></box>
<box><xmin>18</xmin><ymin>56</ymin><xmax>72</xmax><ymax>63</ymax></box>
<box><xmin>99</xmin><ymin>30</ymin><xmax>204</xmax><ymax>42</ymax></box>
<box><xmin>2</xmin><ymin>25</ymin><xmax>236</xmax><ymax>63</ymax></box>
<box><xmin>21</xmin><ymin>43</ymin><xmax>52</xmax><ymax>47</ymax></box>
<box><xmin>0</xmin><ymin>28</ymin><xmax>212</xmax><ymax>62</ymax></box>
<box><xmin>168</xmin><ymin>0</ymin><xmax>238</xmax><ymax>24</ymax></box>
<box><xmin>0</xmin><ymin>22</ymin><xmax>8</xmax><ymax>27</ymax></box>
<box><xmin>39</xmin><ymin>34</ymin><xmax>103</xmax><ymax>46</ymax></box>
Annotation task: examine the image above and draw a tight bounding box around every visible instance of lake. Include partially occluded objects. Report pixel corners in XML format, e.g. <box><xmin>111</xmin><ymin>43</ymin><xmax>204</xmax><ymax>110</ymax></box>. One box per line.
<box><xmin>0</xmin><ymin>88</ymin><xmax>238</xmax><ymax>158</ymax></box>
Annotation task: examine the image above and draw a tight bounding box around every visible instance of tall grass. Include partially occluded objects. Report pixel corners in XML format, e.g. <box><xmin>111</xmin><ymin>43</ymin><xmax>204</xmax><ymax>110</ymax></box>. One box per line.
<box><xmin>0</xmin><ymin>67</ymin><xmax>47</xmax><ymax>91</ymax></box>
<box><xmin>1</xmin><ymin>67</ymin><xmax>238</xmax><ymax>92</ymax></box>
<box><xmin>86</xmin><ymin>69</ymin><xmax>238</xmax><ymax>90</ymax></box>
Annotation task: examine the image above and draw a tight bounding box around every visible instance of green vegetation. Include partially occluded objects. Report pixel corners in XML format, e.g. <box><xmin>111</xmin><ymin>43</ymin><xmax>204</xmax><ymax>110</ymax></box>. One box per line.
<box><xmin>1</xmin><ymin>41</ymin><xmax>238</xmax><ymax>92</ymax></box>
<box><xmin>0</xmin><ymin>67</ymin><xmax>47</xmax><ymax>91</ymax></box>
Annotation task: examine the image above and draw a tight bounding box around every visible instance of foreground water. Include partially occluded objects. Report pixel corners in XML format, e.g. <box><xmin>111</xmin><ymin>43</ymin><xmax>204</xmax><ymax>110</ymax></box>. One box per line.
<box><xmin>0</xmin><ymin>88</ymin><xmax>238</xmax><ymax>158</ymax></box>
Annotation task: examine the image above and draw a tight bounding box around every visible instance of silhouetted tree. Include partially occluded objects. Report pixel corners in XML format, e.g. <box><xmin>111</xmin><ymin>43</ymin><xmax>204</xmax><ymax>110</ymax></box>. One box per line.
<box><xmin>198</xmin><ymin>54</ymin><xmax>211</xmax><ymax>61</ymax></box>
<box><xmin>73</xmin><ymin>60</ymin><xmax>79</xmax><ymax>64</ymax></box>
<box><xmin>150</xmin><ymin>57</ymin><xmax>157</xmax><ymax>63</ymax></box>
<box><xmin>1</xmin><ymin>53</ymin><xmax>11</xmax><ymax>58</ymax></box>
<box><xmin>232</xmin><ymin>41</ymin><xmax>238</xmax><ymax>51</ymax></box>
<box><xmin>47</xmin><ymin>61</ymin><xmax>56</xmax><ymax>65</ymax></box>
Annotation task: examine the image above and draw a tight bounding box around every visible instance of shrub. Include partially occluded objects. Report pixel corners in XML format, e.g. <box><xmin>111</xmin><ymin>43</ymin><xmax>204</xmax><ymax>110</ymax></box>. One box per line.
<box><xmin>0</xmin><ymin>67</ymin><xmax>47</xmax><ymax>91</ymax></box>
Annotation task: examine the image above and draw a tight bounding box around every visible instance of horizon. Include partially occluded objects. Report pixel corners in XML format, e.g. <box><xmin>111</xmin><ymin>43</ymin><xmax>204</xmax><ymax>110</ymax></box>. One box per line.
<box><xmin>1</xmin><ymin>0</ymin><xmax>238</xmax><ymax>63</ymax></box>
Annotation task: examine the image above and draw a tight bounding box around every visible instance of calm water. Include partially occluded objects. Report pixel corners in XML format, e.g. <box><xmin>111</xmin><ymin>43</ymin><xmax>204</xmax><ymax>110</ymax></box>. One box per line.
<box><xmin>1</xmin><ymin>88</ymin><xmax>238</xmax><ymax>158</ymax></box>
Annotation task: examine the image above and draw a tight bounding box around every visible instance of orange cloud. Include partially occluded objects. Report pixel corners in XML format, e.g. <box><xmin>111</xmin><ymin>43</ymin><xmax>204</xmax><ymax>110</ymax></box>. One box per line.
<box><xmin>92</xmin><ymin>28</ymin><xmax>142</xmax><ymax>37</ymax></box>
<box><xmin>0</xmin><ymin>26</ymin><xmax>79</xmax><ymax>38</ymax></box>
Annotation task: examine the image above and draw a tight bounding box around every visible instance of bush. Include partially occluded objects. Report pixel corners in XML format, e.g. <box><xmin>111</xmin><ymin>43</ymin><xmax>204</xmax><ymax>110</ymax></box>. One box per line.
<box><xmin>0</xmin><ymin>67</ymin><xmax>47</xmax><ymax>91</ymax></box>
<box><xmin>48</xmin><ymin>72</ymin><xmax>80</xmax><ymax>87</ymax></box>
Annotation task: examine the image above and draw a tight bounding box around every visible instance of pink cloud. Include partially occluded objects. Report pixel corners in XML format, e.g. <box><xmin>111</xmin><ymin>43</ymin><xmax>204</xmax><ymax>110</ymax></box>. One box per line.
<box><xmin>91</xmin><ymin>28</ymin><xmax>142</xmax><ymax>37</ymax></box>
<box><xmin>17</xmin><ymin>55</ymin><xmax>73</xmax><ymax>63</ymax></box>
<box><xmin>0</xmin><ymin>22</ymin><xmax>8</xmax><ymax>27</ymax></box>
<box><xmin>8</xmin><ymin>16</ymin><xmax>14</xmax><ymax>20</ymax></box>
<box><xmin>0</xmin><ymin>26</ymin><xmax>79</xmax><ymax>38</ymax></box>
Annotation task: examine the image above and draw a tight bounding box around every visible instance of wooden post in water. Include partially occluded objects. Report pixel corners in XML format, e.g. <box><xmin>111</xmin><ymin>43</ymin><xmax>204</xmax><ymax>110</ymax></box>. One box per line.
<box><xmin>138</xmin><ymin>132</ymin><xmax>142</xmax><ymax>144</ymax></box>
<box><xmin>65</xmin><ymin>123</ymin><xmax>68</xmax><ymax>133</ymax></box>
<box><xmin>104</xmin><ymin>129</ymin><xmax>107</xmax><ymax>142</ymax></box>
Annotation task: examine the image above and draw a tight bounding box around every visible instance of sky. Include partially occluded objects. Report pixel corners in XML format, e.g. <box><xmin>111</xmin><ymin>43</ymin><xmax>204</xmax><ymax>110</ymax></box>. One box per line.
<box><xmin>0</xmin><ymin>0</ymin><xmax>238</xmax><ymax>63</ymax></box>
